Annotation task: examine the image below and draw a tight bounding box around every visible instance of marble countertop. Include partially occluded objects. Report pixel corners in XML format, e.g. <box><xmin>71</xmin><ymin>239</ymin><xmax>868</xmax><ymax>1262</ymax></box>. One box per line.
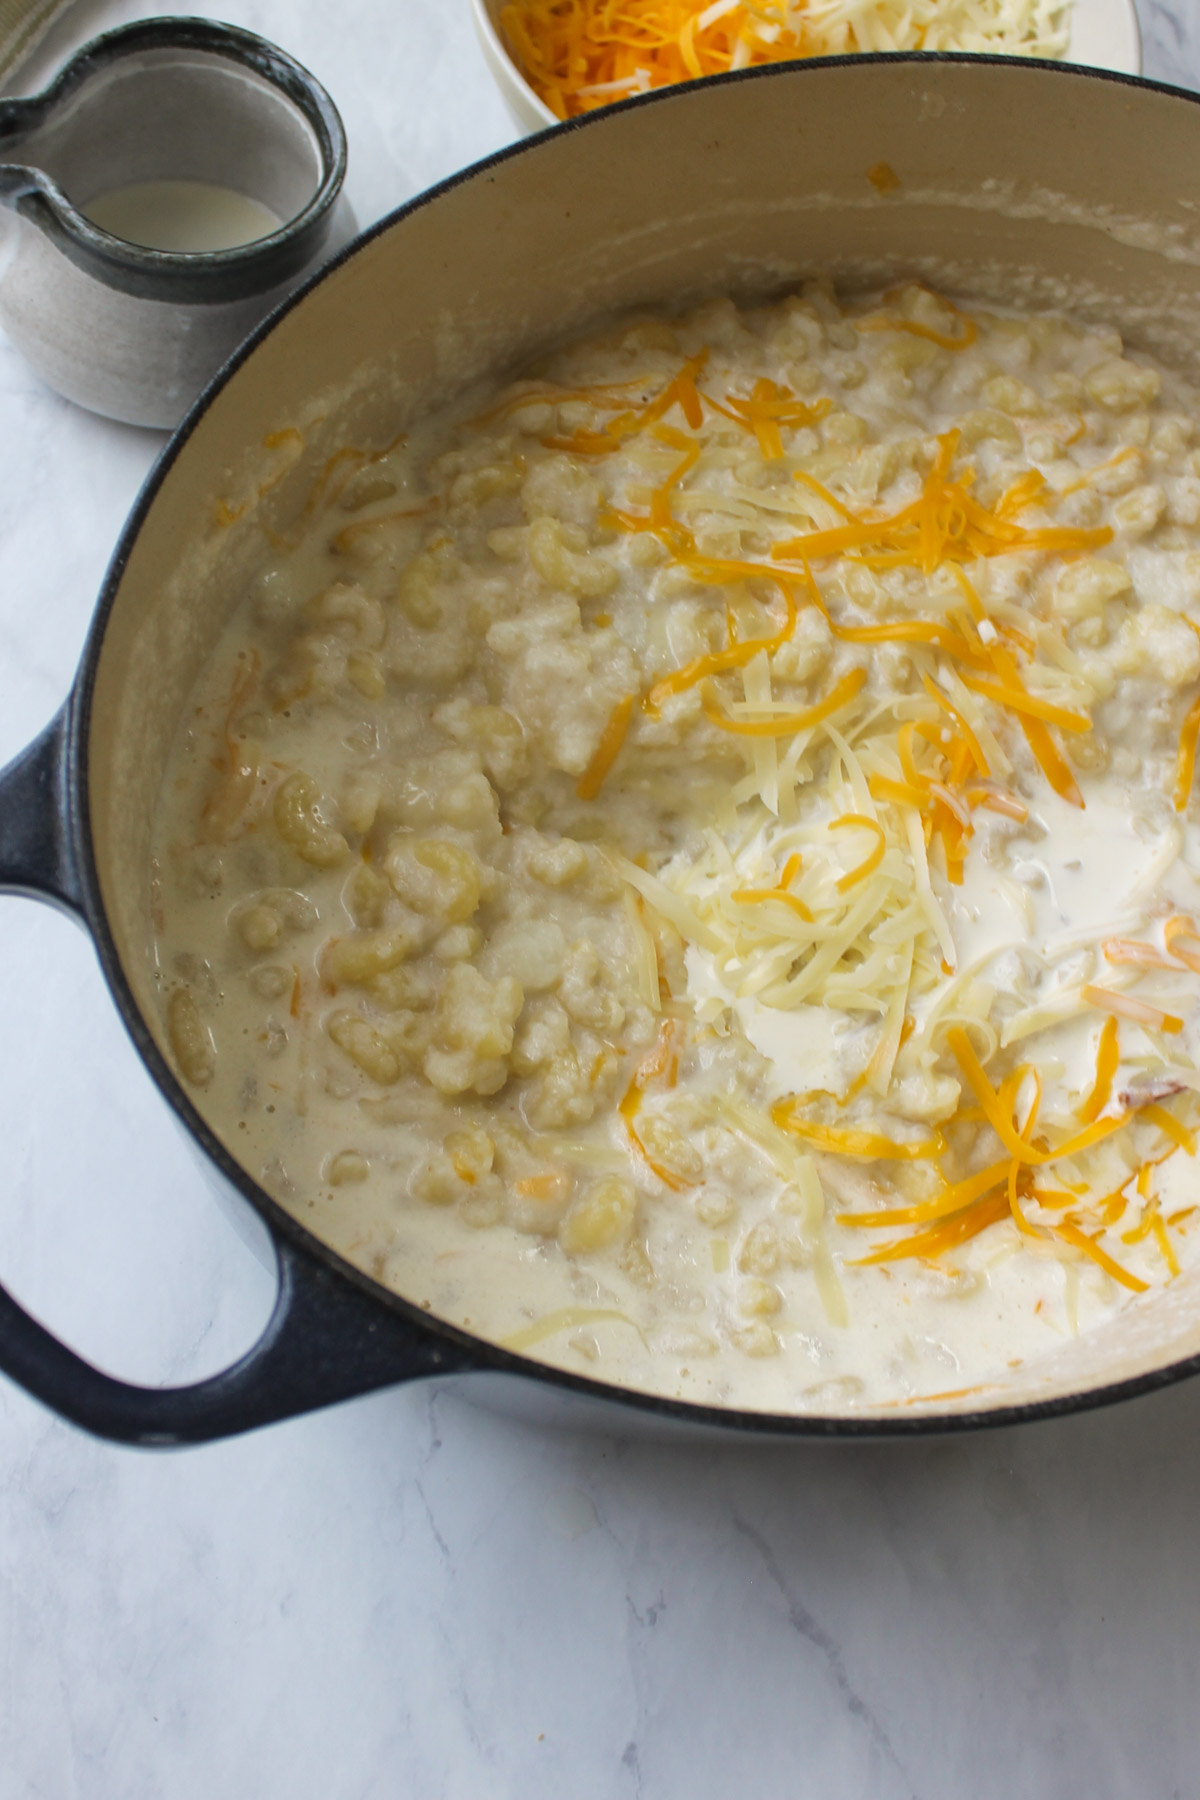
<box><xmin>1</xmin><ymin>2</ymin><xmax>1199</xmax><ymax>1794</ymax></box>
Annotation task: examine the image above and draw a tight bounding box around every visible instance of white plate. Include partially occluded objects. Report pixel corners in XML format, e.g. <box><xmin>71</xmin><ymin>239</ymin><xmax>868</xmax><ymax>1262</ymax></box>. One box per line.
<box><xmin>471</xmin><ymin>0</ymin><xmax>1144</xmax><ymax>137</ymax></box>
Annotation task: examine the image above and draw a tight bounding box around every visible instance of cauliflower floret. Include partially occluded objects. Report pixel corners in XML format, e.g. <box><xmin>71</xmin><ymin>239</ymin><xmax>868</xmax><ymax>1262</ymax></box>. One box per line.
<box><xmin>521</xmin><ymin>457</ymin><xmax>602</xmax><ymax>529</ymax></box>
<box><xmin>557</xmin><ymin>939</ymin><xmax>625</xmax><ymax>1033</ymax></box>
<box><xmin>1107</xmin><ymin>605</ymin><xmax>1200</xmax><ymax>688</ymax></box>
<box><xmin>487</xmin><ymin>601</ymin><xmax>639</xmax><ymax>776</ymax></box>
<box><xmin>423</xmin><ymin>963</ymin><xmax>524</xmax><ymax>1096</ymax></box>
<box><xmin>1054</xmin><ymin>558</ymin><xmax>1132</xmax><ymax>624</ymax></box>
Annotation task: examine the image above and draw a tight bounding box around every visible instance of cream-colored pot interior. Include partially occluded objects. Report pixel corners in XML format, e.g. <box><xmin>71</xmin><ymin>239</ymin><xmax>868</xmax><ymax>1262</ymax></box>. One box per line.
<box><xmin>87</xmin><ymin>58</ymin><xmax>1200</xmax><ymax>1420</ymax></box>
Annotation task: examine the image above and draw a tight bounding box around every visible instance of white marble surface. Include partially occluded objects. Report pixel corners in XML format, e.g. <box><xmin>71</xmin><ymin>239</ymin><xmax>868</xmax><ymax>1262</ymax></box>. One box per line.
<box><xmin>1</xmin><ymin>3</ymin><xmax>1199</xmax><ymax>1795</ymax></box>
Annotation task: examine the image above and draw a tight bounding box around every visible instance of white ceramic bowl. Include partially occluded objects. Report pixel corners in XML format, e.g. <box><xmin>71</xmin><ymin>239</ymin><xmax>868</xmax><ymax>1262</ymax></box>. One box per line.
<box><xmin>471</xmin><ymin>0</ymin><xmax>1143</xmax><ymax>135</ymax></box>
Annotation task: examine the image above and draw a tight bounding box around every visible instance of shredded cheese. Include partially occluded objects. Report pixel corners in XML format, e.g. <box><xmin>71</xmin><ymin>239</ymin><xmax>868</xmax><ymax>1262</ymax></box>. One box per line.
<box><xmin>500</xmin><ymin>0</ymin><xmax>1072</xmax><ymax>120</ymax></box>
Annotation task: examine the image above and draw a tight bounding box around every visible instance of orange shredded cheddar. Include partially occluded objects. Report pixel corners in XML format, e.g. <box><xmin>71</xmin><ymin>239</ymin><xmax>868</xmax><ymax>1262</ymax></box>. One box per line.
<box><xmin>1162</xmin><ymin>916</ymin><xmax>1200</xmax><ymax>977</ymax></box>
<box><xmin>955</xmin><ymin>571</ymin><xmax>1084</xmax><ymax>807</ymax></box>
<box><xmin>1081</xmin><ymin>986</ymin><xmax>1184</xmax><ymax>1036</ymax></box>
<box><xmin>644</xmin><ymin>577</ymin><xmax>797</xmax><ymax>710</ymax></box>
<box><xmin>1151</xmin><ymin>1213</ymin><xmax>1182</xmax><ymax>1278</ymax></box>
<box><xmin>1174</xmin><ymin>693</ymin><xmax>1200</xmax><ymax>812</ymax></box>
<box><xmin>577</xmin><ymin>693</ymin><xmax>636</xmax><ymax>799</ymax></box>
<box><xmin>868</xmin><ymin>773</ymin><xmax>928</xmax><ymax>810</ymax></box>
<box><xmin>1055</xmin><ymin>445</ymin><xmax>1138</xmax><ymax>499</ymax></box>
<box><xmin>965</xmin><ymin>785</ymin><xmax>1028</xmax><ymax>823</ymax></box>
<box><xmin>619</xmin><ymin>1021</ymin><xmax>690</xmax><ymax>1189</ymax></box>
<box><xmin>922</xmin><ymin>674</ymin><xmax>989</xmax><ymax>776</ymax></box>
<box><xmin>771</xmin><ymin>429</ymin><xmax>1111</xmax><ymax>574</ymax></box>
<box><xmin>830</xmin><ymin>814</ymin><xmax>887</xmax><ymax>892</ymax></box>
<box><xmin>836</xmin><ymin>1160</ymin><xmax>1009</xmax><ymax>1229</ymax></box>
<box><xmin>731</xmin><ymin>887</ymin><xmax>814</xmax><ymax>923</ymax></box>
<box><xmin>1077</xmin><ymin>1015</ymin><xmax>1119</xmax><ymax>1125</ymax></box>
<box><xmin>501</xmin><ymin>0</ymin><xmax>838</xmax><ymax>120</ymax></box>
<box><xmin>857</xmin><ymin>301</ymin><xmax>978</xmax><ymax>353</ymax></box>
<box><xmin>1142</xmin><ymin>1102</ymin><xmax>1197</xmax><ymax>1155</ymax></box>
<box><xmin>1102</xmin><ymin>938</ymin><xmax>1178</xmax><ymax>971</ymax></box>
<box><xmin>1055</xmin><ymin>1221</ymin><xmax>1148</xmax><ymax>1293</ymax></box>
<box><xmin>771</xmin><ymin>1102</ymin><xmax>945</xmax><ymax>1162</ymax></box>
<box><xmin>959</xmin><ymin>674</ymin><xmax>1090</xmax><ymax>734</ymax></box>
<box><xmin>701</xmin><ymin>666</ymin><xmax>866</xmax><ymax>738</ymax></box>
<box><xmin>852</xmin><ymin>1189</ymin><xmax>1010</xmax><ymax>1265</ymax></box>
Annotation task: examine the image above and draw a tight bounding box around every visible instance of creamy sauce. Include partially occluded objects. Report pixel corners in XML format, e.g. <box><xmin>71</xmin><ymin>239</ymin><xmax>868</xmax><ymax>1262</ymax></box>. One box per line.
<box><xmin>83</xmin><ymin>181</ymin><xmax>282</xmax><ymax>252</ymax></box>
<box><xmin>150</xmin><ymin>282</ymin><xmax>1200</xmax><ymax>1414</ymax></box>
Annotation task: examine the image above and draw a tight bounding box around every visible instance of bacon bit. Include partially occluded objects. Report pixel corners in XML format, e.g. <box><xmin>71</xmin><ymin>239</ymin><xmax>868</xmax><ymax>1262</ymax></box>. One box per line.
<box><xmin>771</xmin><ymin>1101</ymin><xmax>945</xmax><ymax>1162</ymax></box>
<box><xmin>1081</xmin><ymin>985</ymin><xmax>1183</xmax><ymax>1035</ymax></box>
<box><xmin>830</xmin><ymin>813</ymin><xmax>887</xmax><ymax>892</ymax></box>
<box><xmin>1173</xmin><ymin>692</ymin><xmax>1200</xmax><ymax>812</ymax></box>
<box><xmin>1142</xmin><ymin>1102</ymin><xmax>1197</xmax><ymax>1155</ymax></box>
<box><xmin>577</xmin><ymin>693</ymin><xmax>636</xmax><ymax>799</ymax></box>
<box><xmin>1055</xmin><ymin>1221</ymin><xmax>1148</xmax><ymax>1293</ymax></box>
<box><xmin>1077</xmin><ymin>1015</ymin><xmax>1119</xmax><ymax>1125</ymax></box>
<box><xmin>702</xmin><ymin>666</ymin><xmax>866</xmax><ymax>738</ymax></box>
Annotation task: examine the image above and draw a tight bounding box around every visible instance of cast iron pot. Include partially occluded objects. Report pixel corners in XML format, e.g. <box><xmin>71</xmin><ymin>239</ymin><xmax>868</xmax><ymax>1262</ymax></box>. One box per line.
<box><xmin>5</xmin><ymin>54</ymin><xmax>1200</xmax><ymax>1447</ymax></box>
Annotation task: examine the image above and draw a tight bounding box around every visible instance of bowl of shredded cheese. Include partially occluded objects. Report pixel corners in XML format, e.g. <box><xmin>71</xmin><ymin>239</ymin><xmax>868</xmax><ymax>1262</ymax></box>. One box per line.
<box><xmin>472</xmin><ymin>0</ymin><xmax>1141</xmax><ymax>131</ymax></box>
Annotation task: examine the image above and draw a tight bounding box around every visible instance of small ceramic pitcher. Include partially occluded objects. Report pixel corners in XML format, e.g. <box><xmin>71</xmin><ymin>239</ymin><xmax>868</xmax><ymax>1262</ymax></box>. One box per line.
<box><xmin>0</xmin><ymin>16</ymin><xmax>352</xmax><ymax>428</ymax></box>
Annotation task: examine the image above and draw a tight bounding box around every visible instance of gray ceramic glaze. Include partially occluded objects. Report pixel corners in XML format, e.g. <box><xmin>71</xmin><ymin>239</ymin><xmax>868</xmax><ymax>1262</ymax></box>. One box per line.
<box><xmin>0</xmin><ymin>17</ymin><xmax>351</xmax><ymax>427</ymax></box>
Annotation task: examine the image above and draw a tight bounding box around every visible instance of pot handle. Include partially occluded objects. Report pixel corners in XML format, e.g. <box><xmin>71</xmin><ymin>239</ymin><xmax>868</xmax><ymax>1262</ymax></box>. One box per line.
<box><xmin>0</xmin><ymin>710</ymin><xmax>475</xmax><ymax>1443</ymax></box>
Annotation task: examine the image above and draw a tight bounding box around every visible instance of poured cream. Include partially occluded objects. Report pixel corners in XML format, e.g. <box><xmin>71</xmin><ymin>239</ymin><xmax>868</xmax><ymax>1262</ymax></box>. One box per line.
<box><xmin>83</xmin><ymin>180</ymin><xmax>282</xmax><ymax>252</ymax></box>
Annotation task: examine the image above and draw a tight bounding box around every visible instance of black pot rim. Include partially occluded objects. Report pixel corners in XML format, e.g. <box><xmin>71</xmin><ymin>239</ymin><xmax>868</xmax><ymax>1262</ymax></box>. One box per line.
<box><xmin>68</xmin><ymin>52</ymin><xmax>1200</xmax><ymax>1441</ymax></box>
<box><xmin>0</xmin><ymin>16</ymin><xmax>347</xmax><ymax>304</ymax></box>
